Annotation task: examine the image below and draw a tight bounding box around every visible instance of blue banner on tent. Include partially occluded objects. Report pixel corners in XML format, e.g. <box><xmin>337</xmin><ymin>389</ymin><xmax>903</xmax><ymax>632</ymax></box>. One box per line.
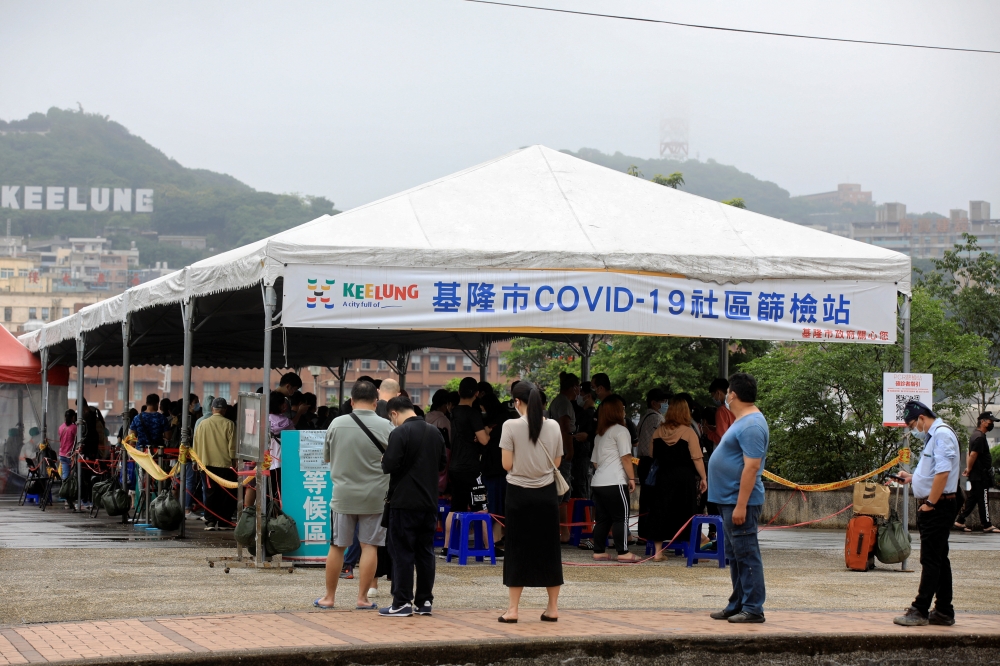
<box><xmin>280</xmin><ymin>430</ymin><xmax>331</xmax><ymax>563</ymax></box>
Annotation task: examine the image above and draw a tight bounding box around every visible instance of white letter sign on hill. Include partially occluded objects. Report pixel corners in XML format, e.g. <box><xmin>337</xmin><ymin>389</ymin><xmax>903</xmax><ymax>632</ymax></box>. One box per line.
<box><xmin>883</xmin><ymin>373</ymin><xmax>933</xmax><ymax>426</ymax></box>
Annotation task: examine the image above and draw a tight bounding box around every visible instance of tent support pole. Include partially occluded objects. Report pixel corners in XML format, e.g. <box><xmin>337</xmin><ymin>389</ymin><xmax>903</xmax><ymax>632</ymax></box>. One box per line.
<box><xmin>258</xmin><ymin>285</ymin><xmax>276</xmax><ymax>566</ymax></box>
<box><xmin>179</xmin><ymin>299</ymin><xmax>194</xmax><ymax>539</ymax></box>
<box><xmin>718</xmin><ymin>339</ymin><xmax>729</xmax><ymax>379</ymax></box>
<box><xmin>397</xmin><ymin>352</ymin><xmax>408</xmax><ymax>391</ymax></box>
<box><xmin>40</xmin><ymin>347</ymin><xmax>49</xmax><ymax>445</ymax></box>
<box><xmin>338</xmin><ymin>361</ymin><xmax>346</xmax><ymax>408</ymax></box>
<box><xmin>478</xmin><ymin>340</ymin><xmax>489</xmax><ymax>384</ymax></box>
<box><xmin>900</xmin><ymin>295</ymin><xmax>911</xmax><ymax>572</ymax></box>
<box><xmin>580</xmin><ymin>335</ymin><xmax>592</xmax><ymax>382</ymax></box>
<box><xmin>121</xmin><ymin>317</ymin><xmax>130</xmax><ymax>489</ymax></box>
<box><xmin>75</xmin><ymin>335</ymin><xmax>85</xmax><ymax>511</ymax></box>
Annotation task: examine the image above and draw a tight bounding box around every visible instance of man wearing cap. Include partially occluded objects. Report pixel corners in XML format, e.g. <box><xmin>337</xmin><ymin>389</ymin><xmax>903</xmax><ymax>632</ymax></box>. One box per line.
<box><xmin>954</xmin><ymin>412</ymin><xmax>998</xmax><ymax>534</ymax></box>
<box><xmin>893</xmin><ymin>400</ymin><xmax>961</xmax><ymax>627</ymax></box>
<box><xmin>192</xmin><ymin>397</ymin><xmax>237</xmax><ymax>530</ymax></box>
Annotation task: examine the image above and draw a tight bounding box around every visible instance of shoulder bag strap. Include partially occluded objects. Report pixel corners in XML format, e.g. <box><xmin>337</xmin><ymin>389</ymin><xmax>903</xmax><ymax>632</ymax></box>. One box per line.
<box><xmin>350</xmin><ymin>413</ymin><xmax>386</xmax><ymax>454</ymax></box>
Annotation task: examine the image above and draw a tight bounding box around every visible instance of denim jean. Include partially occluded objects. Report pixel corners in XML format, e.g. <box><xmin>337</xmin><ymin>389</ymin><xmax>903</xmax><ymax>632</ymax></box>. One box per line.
<box><xmin>59</xmin><ymin>456</ymin><xmax>72</xmax><ymax>483</ymax></box>
<box><xmin>185</xmin><ymin>464</ymin><xmax>205</xmax><ymax>510</ymax></box>
<box><xmin>720</xmin><ymin>504</ymin><xmax>766</xmax><ymax>616</ymax></box>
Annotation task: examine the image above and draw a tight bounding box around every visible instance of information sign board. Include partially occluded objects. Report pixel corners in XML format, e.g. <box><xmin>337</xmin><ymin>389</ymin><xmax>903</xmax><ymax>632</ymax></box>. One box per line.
<box><xmin>882</xmin><ymin>373</ymin><xmax>933</xmax><ymax>427</ymax></box>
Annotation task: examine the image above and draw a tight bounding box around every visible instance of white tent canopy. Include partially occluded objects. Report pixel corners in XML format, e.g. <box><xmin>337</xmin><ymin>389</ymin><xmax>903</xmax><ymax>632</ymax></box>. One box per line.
<box><xmin>20</xmin><ymin>145</ymin><xmax>910</xmax><ymax>365</ymax></box>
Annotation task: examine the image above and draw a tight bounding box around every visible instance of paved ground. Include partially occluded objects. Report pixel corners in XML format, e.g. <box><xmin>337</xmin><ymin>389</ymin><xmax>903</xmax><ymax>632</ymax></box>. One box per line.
<box><xmin>0</xmin><ymin>608</ymin><xmax>998</xmax><ymax>665</ymax></box>
<box><xmin>3</xmin><ymin>496</ymin><xmax>999</xmax><ymax>665</ymax></box>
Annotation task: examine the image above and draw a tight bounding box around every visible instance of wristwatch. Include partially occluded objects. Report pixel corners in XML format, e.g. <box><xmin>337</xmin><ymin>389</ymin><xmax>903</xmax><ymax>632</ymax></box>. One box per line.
<box><xmin>924</xmin><ymin>499</ymin><xmax>937</xmax><ymax>508</ymax></box>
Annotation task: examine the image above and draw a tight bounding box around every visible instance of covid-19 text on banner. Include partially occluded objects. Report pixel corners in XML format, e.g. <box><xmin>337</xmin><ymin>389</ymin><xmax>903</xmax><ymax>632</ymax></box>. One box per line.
<box><xmin>281</xmin><ymin>265</ymin><xmax>899</xmax><ymax>344</ymax></box>
<box><xmin>883</xmin><ymin>373</ymin><xmax>933</xmax><ymax>427</ymax></box>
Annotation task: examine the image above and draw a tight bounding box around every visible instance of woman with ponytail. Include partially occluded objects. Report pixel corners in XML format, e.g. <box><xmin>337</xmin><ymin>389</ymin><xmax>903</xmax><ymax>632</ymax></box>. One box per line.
<box><xmin>497</xmin><ymin>381</ymin><xmax>565</xmax><ymax>623</ymax></box>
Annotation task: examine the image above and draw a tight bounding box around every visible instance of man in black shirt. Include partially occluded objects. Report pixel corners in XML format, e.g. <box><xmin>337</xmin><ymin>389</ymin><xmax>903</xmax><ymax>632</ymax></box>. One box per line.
<box><xmin>955</xmin><ymin>411</ymin><xmax>998</xmax><ymax>533</ymax></box>
<box><xmin>443</xmin><ymin>377</ymin><xmax>489</xmax><ymax>551</ymax></box>
<box><xmin>380</xmin><ymin>396</ymin><xmax>447</xmax><ymax>617</ymax></box>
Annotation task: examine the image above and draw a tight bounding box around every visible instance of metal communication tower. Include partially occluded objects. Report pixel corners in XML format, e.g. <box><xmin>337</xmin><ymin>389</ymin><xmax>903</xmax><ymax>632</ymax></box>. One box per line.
<box><xmin>659</xmin><ymin>117</ymin><xmax>689</xmax><ymax>160</ymax></box>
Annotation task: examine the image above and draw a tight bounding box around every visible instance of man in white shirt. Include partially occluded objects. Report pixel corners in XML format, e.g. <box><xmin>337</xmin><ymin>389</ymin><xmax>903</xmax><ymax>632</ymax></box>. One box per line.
<box><xmin>893</xmin><ymin>400</ymin><xmax>960</xmax><ymax>627</ymax></box>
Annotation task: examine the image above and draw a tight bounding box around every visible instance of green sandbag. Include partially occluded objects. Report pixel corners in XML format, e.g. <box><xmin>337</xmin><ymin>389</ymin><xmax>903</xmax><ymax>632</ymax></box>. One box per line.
<box><xmin>234</xmin><ymin>506</ymin><xmax>261</xmax><ymax>548</ymax></box>
<box><xmin>875</xmin><ymin>516</ymin><xmax>912</xmax><ymax>564</ymax></box>
<box><xmin>266</xmin><ymin>511</ymin><xmax>302</xmax><ymax>555</ymax></box>
<box><xmin>102</xmin><ymin>483</ymin><xmax>131</xmax><ymax>516</ymax></box>
<box><xmin>150</xmin><ymin>489</ymin><xmax>184</xmax><ymax>530</ymax></box>
<box><xmin>58</xmin><ymin>472</ymin><xmax>78</xmax><ymax>501</ymax></box>
<box><xmin>91</xmin><ymin>480</ymin><xmax>112</xmax><ymax>507</ymax></box>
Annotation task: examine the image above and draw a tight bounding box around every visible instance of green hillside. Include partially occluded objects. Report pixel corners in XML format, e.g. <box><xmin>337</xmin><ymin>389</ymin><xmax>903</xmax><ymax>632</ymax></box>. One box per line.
<box><xmin>565</xmin><ymin>148</ymin><xmax>876</xmax><ymax>232</ymax></box>
<box><xmin>0</xmin><ymin>107</ymin><xmax>336</xmax><ymax>267</ymax></box>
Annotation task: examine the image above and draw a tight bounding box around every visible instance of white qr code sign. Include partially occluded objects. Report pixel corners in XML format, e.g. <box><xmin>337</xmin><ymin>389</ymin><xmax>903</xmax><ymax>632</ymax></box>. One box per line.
<box><xmin>883</xmin><ymin>373</ymin><xmax>933</xmax><ymax>427</ymax></box>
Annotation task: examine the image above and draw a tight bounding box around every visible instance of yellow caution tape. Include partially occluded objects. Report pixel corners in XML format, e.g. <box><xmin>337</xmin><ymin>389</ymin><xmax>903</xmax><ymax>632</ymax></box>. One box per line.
<box><xmin>898</xmin><ymin>447</ymin><xmax>911</xmax><ymax>465</ymax></box>
<box><xmin>186</xmin><ymin>447</ymin><xmax>246</xmax><ymax>490</ymax></box>
<box><xmin>762</xmin><ymin>455</ymin><xmax>901</xmax><ymax>492</ymax></box>
<box><xmin>122</xmin><ymin>442</ymin><xmax>182</xmax><ymax>481</ymax></box>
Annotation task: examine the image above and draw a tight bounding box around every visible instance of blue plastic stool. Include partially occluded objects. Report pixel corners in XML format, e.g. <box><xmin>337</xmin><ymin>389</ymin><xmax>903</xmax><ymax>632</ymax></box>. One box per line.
<box><xmin>446</xmin><ymin>512</ymin><xmax>496</xmax><ymax>565</ymax></box>
<box><xmin>434</xmin><ymin>499</ymin><xmax>450</xmax><ymax>548</ymax></box>
<box><xmin>686</xmin><ymin>515</ymin><xmax>728</xmax><ymax>568</ymax></box>
<box><xmin>24</xmin><ymin>493</ymin><xmax>41</xmax><ymax>505</ymax></box>
<box><xmin>568</xmin><ymin>499</ymin><xmax>595</xmax><ymax>546</ymax></box>
<box><xmin>645</xmin><ymin>538</ymin><xmax>688</xmax><ymax>558</ymax></box>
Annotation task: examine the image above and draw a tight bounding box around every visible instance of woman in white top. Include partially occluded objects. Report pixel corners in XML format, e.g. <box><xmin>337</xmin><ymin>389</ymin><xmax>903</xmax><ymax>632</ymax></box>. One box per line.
<box><xmin>590</xmin><ymin>395</ymin><xmax>639</xmax><ymax>562</ymax></box>
<box><xmin>498</xmin><ymin>381</ymin><xmax>564</xmax><ymax>623</ymax></box>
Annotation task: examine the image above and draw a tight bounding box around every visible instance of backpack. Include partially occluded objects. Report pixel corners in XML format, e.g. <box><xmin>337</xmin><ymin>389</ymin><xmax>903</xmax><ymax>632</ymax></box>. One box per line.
<box><xmin>845</xmin><ymin>514</ymin><xmax>877</xmax><ymax>571</ymax></box>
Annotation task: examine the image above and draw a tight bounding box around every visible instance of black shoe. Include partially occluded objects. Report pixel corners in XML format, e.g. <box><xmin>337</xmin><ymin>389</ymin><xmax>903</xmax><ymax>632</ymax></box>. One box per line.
<box><xmin>727</xmin><ymin>611</ymin><xmax>765</xmax><ymax>624</ymax></box>
<box><xmin>493</xmin><ymin>547</ymin><xmax>505</xmax><ymax>559</ymax></box>
<box><xmin>928</xmin><ymin>609</ymin><xmax>955</xmax><ymax>626</ymax></box>
<box><xmin>710</xmin><ymin>609</ymin><xmax>740</xmax><ymax>620</ymax></box>
<box><xmin>893</xmin><ymin>606</ymin><xmax>929</xmax><ymax>626</ymax></box>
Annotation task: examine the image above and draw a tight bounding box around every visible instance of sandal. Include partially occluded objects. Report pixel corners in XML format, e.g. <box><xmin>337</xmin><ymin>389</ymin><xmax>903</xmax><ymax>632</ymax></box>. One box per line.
<box><xmin>983</xmin><ymin>526</ymin><xmax>1000</xmax><ymax>533</ymax></box>
<box><xmin>616</xmin><ymin>553</ymin><xmax>640</xmax><ymax>563</ymax></box>
<box><xmin>592</xmin><ymin>553</ymin><xmax>609</xmax><ymax>561</ymax></box>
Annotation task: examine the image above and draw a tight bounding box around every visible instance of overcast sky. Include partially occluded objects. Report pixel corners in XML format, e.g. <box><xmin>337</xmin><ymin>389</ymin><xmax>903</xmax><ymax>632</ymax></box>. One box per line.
<box><xmin>2</xmin><ymin>0</ymin><xmax>998</xmax><ymax>215</ymax></box>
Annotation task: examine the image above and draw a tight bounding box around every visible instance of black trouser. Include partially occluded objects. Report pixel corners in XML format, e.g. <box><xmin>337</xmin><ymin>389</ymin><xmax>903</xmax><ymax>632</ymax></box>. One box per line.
<box><xmin>957</xmin><ymin>481</ymin><xmax>993</xmax><ymax>529</ymax></box>
<box><xmin>206</xmin><ymin>466</ymin><xmax>237</xmax><ymax>526</ymax></box>
<box><xmin>912</xmin><ymin>496</ymin><xmax>957</xmax><ymax>617</ymax></box>
<box><xmin>592</xmin><ymin>484</ymin><xmax>630</xmax><ymax>555</ymax></box>
<box><xmin>388</xmin><ymin>508</ymin><xmax>437</xmax><ymax>609</ymax></box>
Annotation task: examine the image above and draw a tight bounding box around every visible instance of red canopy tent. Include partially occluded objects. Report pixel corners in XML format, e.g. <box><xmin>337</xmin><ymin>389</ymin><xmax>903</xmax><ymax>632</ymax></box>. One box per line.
<box><xmin>0</xmin><ymin>325</ymin><xmax>68</xmax><ymax>385</ymax></box>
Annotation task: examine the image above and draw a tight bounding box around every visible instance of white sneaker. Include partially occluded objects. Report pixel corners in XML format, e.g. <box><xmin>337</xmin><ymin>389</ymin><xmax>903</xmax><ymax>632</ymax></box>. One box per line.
<box><xmin>368</xmin><ymin>588</ymin><xmax>378</xmax><ymax>598</ymax></box>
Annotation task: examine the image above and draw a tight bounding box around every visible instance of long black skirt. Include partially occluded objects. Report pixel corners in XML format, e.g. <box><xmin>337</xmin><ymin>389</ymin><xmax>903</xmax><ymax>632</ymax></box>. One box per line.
<box><xmin>503</xmin><ymin>482</ymin><xmax>564</xmax><ymax>588</ymax></box>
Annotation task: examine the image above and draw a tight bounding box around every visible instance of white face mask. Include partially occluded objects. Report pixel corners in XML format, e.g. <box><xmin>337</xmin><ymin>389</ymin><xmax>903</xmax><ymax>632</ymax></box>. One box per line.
<box><xmin>724</xmin><ymin>392</ymin><xmax>732</xmax><ymax>411</ymax></box>
<box><xmin>658</xmin><ymin>403</ymin><xmax>668</xmax><ymax>415</ymax></box>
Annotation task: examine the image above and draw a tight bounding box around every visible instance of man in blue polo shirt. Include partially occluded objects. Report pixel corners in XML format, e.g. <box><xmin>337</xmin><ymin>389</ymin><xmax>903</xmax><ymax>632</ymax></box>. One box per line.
<box><xmin>707</xmin><ymin>372</ymin><xmax>769</xmax><ymax>624</ymax></box>
<box><xmin>893</xmin><ymin>400</ymin><xmax>961</xmax><ymax>627</ymax></box>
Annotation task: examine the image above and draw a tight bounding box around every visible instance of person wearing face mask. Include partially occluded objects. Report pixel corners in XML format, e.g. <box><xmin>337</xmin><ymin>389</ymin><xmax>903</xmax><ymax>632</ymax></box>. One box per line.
<box><xmin>635</xmin><ymin>388</ymin><xmax>668</xmax><ymax>532</ymax></box>
<box><xmin>379</xmin><ymin>396</ymin><xmax>447</xmax><ymax>617</ymax></box>
<box><xmin>954</xmin><ymin>412</ymin><xmax>998</xmax><ymax>534</ymax></box>
<box><xmin>706</xmin><ymin>372</ymin><xmax>769</xmax><ymax>624</ymax></box>
<box><xmin>705</xmin><ymin>378</ymin><xmax>735</xmax><ymax>448</ymax></box>
<box><xmin>893</xmin><ymin>400</ymin><xmax>961</xmax><ymax>627</ymax></box>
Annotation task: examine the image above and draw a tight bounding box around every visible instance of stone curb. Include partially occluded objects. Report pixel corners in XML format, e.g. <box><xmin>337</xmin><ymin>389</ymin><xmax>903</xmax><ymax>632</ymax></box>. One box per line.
<box><xmin>36</xmin><ymin>631</ymin><xmax>1000</xmax><ymax>666</ymax></box>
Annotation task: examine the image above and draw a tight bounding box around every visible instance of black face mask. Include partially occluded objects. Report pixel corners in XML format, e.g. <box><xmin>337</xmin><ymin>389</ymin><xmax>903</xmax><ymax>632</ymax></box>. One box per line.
<box><xmin>987</xmin><ymin>422</ymin><xmax>994</xmax><ymax>432</ymax></box>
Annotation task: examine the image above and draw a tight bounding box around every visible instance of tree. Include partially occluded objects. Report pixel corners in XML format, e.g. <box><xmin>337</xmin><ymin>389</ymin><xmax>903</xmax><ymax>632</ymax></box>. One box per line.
<box><xmin>651</xmin><ymin>172</ymin><xmax>684</xmax><ymax>189</ymax></box>
<box><xmin>919</xmin><ymin>234</ymin><xmax>1000</xmax><ymax>414</ymax></box>
<box><xmin>626</xmin><ymin>165</ymin><xmax>643</xmax><ymax>178</ymax></box>
<box><xmin>722</xmin><ymin>198</ymin><xmax>746</xmax><ymax>209</ymax></box>
<box><xmin>743</xmin><ymin>288</ymin><xmax>989</xmax><ymax>483</ymax></box>
<box><xmin>589</xmin><ymin>336</ymin><xmax>770</xmax><ymax>418</ymax></box>
<box><xmin>501</xmin><ymin>339</ymin><xmax>582</xmax><ymax>398</ymax></box>
<box><xmin>441</xmin><ymin>376</ymin><xmax>511</xmax><ymax>401</ymax></box>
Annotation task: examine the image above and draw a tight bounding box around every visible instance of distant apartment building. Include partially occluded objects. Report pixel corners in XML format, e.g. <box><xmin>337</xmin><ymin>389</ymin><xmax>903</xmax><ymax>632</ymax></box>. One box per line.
<box><xmin>159</xmin><ymin>235</ymin><xmax>207</xmax><ymax>249</ymax></box>
<box><xmin>794</xmin><ymin>183</ymin><xmax>873</xmax><ymax>206</ymax></box>
<box><xmin>876</xmin><ymin>202</ymin><xmax>907</xmax><ymax>223</ymax></box>
<box><xmin>852</xmin><ymin>201</ymin><xmax>997</xmax><ymax>258</ymax></box>
<box><xmin>971</xmin><ymin>201</ymin><xmax>991</xmax><ymax>221</ymax></box>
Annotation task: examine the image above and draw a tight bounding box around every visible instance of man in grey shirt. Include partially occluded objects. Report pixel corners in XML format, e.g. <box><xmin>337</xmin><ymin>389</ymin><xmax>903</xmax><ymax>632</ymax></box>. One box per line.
<box><xmin>315</xmin><ymin>380</ymin><xmax>393</xmax><ymax>610</ymax></box>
